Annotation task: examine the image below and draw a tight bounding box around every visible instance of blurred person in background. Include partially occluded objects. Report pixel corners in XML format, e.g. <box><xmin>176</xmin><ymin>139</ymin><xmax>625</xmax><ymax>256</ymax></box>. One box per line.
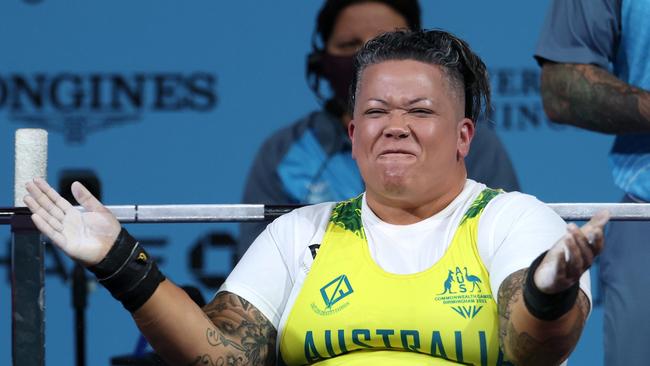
<box><xmin>238</xmin><ymin>0</ymin><xmax>520</xmax><ymax>259</ymax></box>
<box><xmin>536</xmin><ymin>0</ymin><xmax>650</xmax><ymax>364</ymax></box>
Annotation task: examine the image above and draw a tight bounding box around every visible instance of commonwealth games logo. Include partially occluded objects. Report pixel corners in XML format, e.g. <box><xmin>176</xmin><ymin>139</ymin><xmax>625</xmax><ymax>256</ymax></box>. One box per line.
<box><xmin>435</xmin><ymin>266</ymin><xmax>492</xmax><ymax>319</ymax></box>
<box><xmin>311</xmin><ymin>274</ymin><xmax>354</xmax><ymax>316</ymax></box>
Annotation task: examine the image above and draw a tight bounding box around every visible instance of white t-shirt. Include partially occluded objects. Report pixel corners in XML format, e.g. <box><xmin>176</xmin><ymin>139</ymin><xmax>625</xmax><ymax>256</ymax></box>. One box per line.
<box><xmin>219</xmin><ymin>180</ymin><xmax>592</xmax><ymax>333</ymax></box>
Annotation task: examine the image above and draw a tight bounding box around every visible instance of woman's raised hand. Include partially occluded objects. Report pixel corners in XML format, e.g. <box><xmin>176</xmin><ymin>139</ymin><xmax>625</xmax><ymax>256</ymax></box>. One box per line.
<box><xmin>23</xmin><ymin>178</ymin><xmax>121</xmax><ymax>266</ymax></box>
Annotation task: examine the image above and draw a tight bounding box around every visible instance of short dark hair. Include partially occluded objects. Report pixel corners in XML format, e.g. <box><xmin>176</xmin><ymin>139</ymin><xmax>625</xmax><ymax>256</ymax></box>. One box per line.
<box><xmin>350</xmin><ymin>29</ymin><xmax>491</xmax><ymax>123</ymax></box>
<box><xmin>316</xmin><ymin>0</ymin><xmax>421</xmax><ymax>46</ymax></box>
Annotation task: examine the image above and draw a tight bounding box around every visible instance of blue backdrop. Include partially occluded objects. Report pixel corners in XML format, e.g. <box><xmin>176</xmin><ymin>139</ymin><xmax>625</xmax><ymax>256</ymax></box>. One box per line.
<box><xmin>0</xmin><ymin>1</ymin><xmax>619</xmax><ymax>365</ymax></box>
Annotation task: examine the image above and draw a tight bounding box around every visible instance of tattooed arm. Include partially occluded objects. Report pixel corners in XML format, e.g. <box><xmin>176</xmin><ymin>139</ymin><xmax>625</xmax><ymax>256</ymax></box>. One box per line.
<box><xmin>496</xmin><ymin>211</ymin><xmax>609</xmax><ymax>365</ymax></box>
<box><xmin>497</xmin><ymin>269</ymin><xmax>590</xmax><ymax>366</ymax></box>
<box><xmin>540</xmin><ymin>62</ymin><xmax>650</xmax><ymax>134</ymax></box>
<box><xmin>131</xmin><ymin>281</ymin><xmax>276</xmax><ymax>366</ymax></box>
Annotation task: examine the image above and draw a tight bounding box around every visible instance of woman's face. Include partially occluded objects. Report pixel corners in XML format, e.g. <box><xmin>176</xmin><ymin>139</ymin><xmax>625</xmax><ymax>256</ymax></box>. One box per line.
<box><xmin>349</xmin><ymin>60</ymin><xmax>473</xmax><ymax>203</ymax></box>
<box><xmin>326</xmin><ymin>2</ymin><xmax>409</xmax><ymax>56</ymax></box>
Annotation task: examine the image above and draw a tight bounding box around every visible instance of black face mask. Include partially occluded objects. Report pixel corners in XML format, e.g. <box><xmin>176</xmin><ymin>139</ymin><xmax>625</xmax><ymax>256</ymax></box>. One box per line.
<box><xmin>319</xmin><ymin>52</ymin><xmax>356</xmax><ymax>108</ymax></box>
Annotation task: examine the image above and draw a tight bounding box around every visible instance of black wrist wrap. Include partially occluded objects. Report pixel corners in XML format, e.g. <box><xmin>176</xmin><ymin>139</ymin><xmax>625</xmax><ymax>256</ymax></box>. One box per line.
<box><xmin>523</xmin><ymin>250</ymin><xmax>579</xmax><ymax>321</ymax></box>
<box><xmin>88</xmin><ymin>228</ymin><xmax>165</xmax><ymax>312</ymax></box>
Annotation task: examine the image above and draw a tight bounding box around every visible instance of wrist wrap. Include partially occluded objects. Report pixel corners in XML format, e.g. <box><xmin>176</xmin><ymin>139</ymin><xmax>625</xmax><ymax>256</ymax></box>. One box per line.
<box><xmin>88</xmin><ymin>228</ymin><xmax>165</xmax><ymax>312</ymax></box>
<box><xmin>523</xmin><ymin>250</ymin><xmax>579</xmax><ymax>321</ymax></box>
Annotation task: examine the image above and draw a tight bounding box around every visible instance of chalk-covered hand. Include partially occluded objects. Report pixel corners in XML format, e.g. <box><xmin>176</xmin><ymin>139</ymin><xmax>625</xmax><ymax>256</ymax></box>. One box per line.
<box><xmin>23</xmin><ymin>178</ymin><xmax>121</xmax><ymax>266</ymax></box>
<box><xmin>534</xmin><ymin>210</ymin><xmax>610</xmax><ymax>294</ymax></box>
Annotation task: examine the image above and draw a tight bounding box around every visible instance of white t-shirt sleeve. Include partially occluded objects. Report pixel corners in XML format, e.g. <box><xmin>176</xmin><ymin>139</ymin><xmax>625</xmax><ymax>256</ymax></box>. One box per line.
<box><xmin>216</xmin><ymin>202</ymin><xmax>333</xmax><ymax>329</ymax></box>
<box><xmin>217</xmin><ymin>220</ymin><xmax>294</xmax><ymax>328</ymax></box>
<box><xmin>479</xmin><ymin>193</ymin><xmax>592</xmax><ymax>306</ymax></box>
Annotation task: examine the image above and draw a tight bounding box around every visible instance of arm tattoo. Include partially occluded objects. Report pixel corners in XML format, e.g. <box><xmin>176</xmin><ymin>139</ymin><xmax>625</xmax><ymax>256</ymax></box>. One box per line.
<box><xmin>498</xmin><ymin>269</ymin><xmax>590</xmax><ymax>365</ymax></box>
<box><xmin>541</xmin><ymin>63</ymin><xmax>650</xmax><ymax>133</ymax></box>
<box><xmin>188</xmin><ymin>355</ymin><xmax>220</xmax><ymax>366</ymax></box>
<box><xmin>497</xmin><ymin>269</ymin><xmax>526</xmax><ymax>346</ymax></box>
<box><xmin>189</xmin><ymin>292</ymin><xmax>277</xmax><ymax>366</ymax></box>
